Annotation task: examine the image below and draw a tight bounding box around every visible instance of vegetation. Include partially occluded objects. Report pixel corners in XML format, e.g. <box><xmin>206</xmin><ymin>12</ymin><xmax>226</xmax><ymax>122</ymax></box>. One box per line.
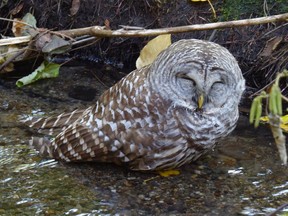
<box><xmin>250</xmin><ymin>70</ymin><xmax>288</xmax><ymax>165</ymax></box>
<box><xmin>221</xmin><ymin>0</ymin><xmax>288</xmax><ymax>20</ymax></box>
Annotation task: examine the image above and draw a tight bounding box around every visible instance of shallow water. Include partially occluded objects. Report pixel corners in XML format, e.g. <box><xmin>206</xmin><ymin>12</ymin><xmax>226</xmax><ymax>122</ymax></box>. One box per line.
<box><xmin>0</xmin><ymin>66</ymin><xmax>287</xmax><ymax>215</ymax></box>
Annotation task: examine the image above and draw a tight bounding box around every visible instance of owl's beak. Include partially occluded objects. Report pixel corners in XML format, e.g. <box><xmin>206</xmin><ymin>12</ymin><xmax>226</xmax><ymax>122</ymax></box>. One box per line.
<box><xmin>198</xmin><ymin>94</ymin><xmax>204</xmax><ymax>109</ymax></box>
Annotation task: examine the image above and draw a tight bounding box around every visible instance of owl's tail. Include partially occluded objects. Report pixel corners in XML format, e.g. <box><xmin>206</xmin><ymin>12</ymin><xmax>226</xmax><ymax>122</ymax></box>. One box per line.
<box><xmin>22</xmin><ymin>109</ymin><xmax>86</xmax><ymax>157</ymax></box>
<box><xmin>22</xmin><ymin>109</ymin><xmax>85</xmax><ymax>135</ymax></box>
<box><xmin>29</xmin><ymin>136</ymin><xmax>53</xmax><ymax>157</ymax></box>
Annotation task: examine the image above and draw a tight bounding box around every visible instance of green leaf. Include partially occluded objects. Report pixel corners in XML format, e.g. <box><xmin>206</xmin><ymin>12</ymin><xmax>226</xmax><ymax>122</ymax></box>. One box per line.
<box><xmin>22</xmin><ymin>13</ymin><xmax>37</xmax><ymax>28</ymax></box>
<box><xmin>16</xmin><ymin>61</ymin><xmax>60</xmax><ymax>87</ymax></box>
<box><xmin>20</xmin><ymin>13</ymin><xmax>38</xmax><ymax>36</ymax></box>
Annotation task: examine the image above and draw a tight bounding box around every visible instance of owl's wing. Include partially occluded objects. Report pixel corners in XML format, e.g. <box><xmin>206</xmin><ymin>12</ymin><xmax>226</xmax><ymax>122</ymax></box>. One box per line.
<box><xmin>48</xmin><ymin>122</ymin><xmax>149</xmax><ymax>164</ymax></box>
<box><xmin>114</xmin><ymin>127</ymin><xmax>190</xmax><ymax>171</ymax></box>
<box><xmin>31</xmin><ymin>119</ymin><xmax>191</xmax><ymax>171</ymax></box>
<box><xmin>48</xmin><ymin>122</ymin><xmax>114</xmax><ymax>161</ymax></box>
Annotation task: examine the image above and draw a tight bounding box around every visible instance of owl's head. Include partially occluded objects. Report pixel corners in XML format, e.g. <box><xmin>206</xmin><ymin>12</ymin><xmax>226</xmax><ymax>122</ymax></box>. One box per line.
<box><xmin>148</xmin><ymin>39</ymin><xmax>245</xmax><ymax>113</ymax></box>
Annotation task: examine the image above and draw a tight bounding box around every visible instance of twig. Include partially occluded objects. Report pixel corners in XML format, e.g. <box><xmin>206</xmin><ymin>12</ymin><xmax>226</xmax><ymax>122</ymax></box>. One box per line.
<box><xmin>70</xmin><ymin>37</ymin><xmax>100</xmax><ymax>52</ymax></box>
<box><xmin>0</xmin><ymin>35</ymin><xmax>31</xmax><ymax>46</ymax></box>
<box><xmin>262</xmin><ymin>22</ymin><xmax>288</xmax><ymax>38</ymax></box>
<box><xmin>249</xmin><ymin>79</ymin><xmax>274</xmax><ymax>98</ymax></box>
<box><xmin>0</xmin><ymin>17</ymin><xmax>35</xmax><ymax>28</ymax></box>
<box><xmin>58</xmin><ymin>13</ymin><xmax>288</xmax><ymax>38</ymax></box>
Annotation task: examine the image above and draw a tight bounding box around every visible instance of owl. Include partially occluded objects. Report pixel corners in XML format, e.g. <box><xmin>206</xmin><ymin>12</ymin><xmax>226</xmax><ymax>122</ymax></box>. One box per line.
<box><xmin>25</xmin><ymin>39</ymin><xmax>245</xmax><ymax>171</ymax></box>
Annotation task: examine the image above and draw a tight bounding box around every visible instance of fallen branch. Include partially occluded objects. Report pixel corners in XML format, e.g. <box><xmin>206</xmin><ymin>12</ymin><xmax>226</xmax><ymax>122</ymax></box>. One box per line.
<box><xmin>0</xmin><ymin>12</ymin><xmax>287</xmax><ymax>74</ymax></box>
<box><xmin>58</xmin><ymin>12</ymin><xmax>288</xmax><ymax>38</ymax></box>
<box><xmin>0</xmin><ymin>35</ymin><xmax>31</xmax><ymax>46</ymax></box>
<box><xmin>1</xmin><ymin>13</ymin><xmax>287</xmax><ymax>47</ymax></box>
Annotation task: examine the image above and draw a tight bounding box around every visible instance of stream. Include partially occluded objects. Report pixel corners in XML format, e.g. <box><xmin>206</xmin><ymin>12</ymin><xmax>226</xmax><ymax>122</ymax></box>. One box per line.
<box><xmin>0</xmin><ymin>66</ymin><xmax>287</xmax><ymax>215</ymax></box>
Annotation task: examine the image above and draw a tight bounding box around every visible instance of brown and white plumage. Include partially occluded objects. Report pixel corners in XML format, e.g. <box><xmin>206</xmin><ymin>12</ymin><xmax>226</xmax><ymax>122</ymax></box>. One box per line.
<box><xmin>24</xmin><ymin>39</ymin><xmax>245</xmax><ymax>171</ymax></box>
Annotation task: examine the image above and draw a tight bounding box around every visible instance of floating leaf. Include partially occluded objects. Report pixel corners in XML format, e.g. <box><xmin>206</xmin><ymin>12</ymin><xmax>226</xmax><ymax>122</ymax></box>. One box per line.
<box><xmin>136</xmin><ymin>34</ymin><xmax>171</xmax><ymax>69</ymax></box>
<box><xmin>16</xmin><ymin>61</ymin><xmax>60</xmax><ymax>87</ymax></box>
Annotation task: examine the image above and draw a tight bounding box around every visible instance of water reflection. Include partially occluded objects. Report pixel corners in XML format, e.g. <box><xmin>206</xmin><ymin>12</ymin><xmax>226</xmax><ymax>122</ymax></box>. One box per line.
<box><xmin>0</xmin><ymin>143</ymin><xmax>109</xmax><ymax>215</ymax></box>
<box><xmin>227</xmin><ymin>167</ymin><xmax>244</xmax><ymax>175</ymax></box>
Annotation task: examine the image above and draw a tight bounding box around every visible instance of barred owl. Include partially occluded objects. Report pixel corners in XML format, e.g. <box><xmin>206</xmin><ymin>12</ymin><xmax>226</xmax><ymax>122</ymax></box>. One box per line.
<box><xmin>25</xmin><ymin>39</ymin><xmax>245</xmax><ymax>171</ymax></box>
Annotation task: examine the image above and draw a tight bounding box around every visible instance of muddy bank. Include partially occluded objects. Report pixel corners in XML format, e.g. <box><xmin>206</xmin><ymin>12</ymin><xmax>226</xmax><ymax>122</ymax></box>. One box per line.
<box><xmin>1</xmin><ymin>1</ymin><xmax>288</xmax><ymax>90</ymax></box>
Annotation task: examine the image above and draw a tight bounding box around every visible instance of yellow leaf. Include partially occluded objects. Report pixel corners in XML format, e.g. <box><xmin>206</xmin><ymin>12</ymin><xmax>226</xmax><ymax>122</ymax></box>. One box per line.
<box><xmin>158</xmin><ymin>170</ymin><xmax>180</xmax><ymax>177</ymax></box>
<box><xmin>281</xmin><ymin>115</ymin><xmax>288</xmax><ymax>124</ymax></box>
<box><xmin>280</xmin><ymin>124</ymin><xmax>288</xmax><ymax>132</ymax></box>
<box><xmin>260</xmin><ymin>116</ymin><xmax>269</xmax><ymax>122</ymax></box>
<box><xmin>260</xmin><ymin>115</ymin><xmax>288</xmax><ymax>133</ymax></box>
<box><xmin>136</xmin><ymin>34</ymin><xmax>171</xmax><ymax>69</ymax></box>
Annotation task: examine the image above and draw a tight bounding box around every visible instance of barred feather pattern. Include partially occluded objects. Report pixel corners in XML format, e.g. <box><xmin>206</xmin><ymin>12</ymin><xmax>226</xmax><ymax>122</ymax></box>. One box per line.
<box><xmin>24</xmin><ymin>39</ymin><xmax>245</xmax><ymax>171</ymax></box>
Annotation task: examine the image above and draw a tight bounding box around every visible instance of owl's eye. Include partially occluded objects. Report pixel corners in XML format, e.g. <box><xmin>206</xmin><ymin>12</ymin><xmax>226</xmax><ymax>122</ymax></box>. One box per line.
<box><xmin>211</xmin><ymin>81</ymin><xmax>225</xmax><ymax>90</ymax></box>
<box><xmin>210</xmin><ymin>81</ymin><xmax>226</xmax><ymax>98</ymax></box>
<box><xmin>176</xmin><ymin>73</ymin><xmax>196</xmax><ymax>86</ymax></box>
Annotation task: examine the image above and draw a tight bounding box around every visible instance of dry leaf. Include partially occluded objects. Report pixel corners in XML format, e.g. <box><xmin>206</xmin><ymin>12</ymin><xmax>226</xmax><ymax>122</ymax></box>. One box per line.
<box><xmin>12</xmin><ymin>18</ymin><xmax>26</xmax><ymax>37</ymax></box>
<box><xmin>260</xmin><ymin>37</ymin><xmax>283</xmax><ymax>57</ymax></box>
<box><xmin>104</xmin><ymin>19</ymin><xmax>111</xmax><ymax>30</ymax></box>
<box><xmin>12</xmin><ymin>13</ymin><xmax>37</xmax><ymax>37</ymax></box>
<box><xmin>136</xmin><ymin>34</ymin><xmax>171</xmax><ymax>69</ymax></box>
<box><xmin>0</xmin><ymin>56</ymin><xmax>14</xmax><ymax>73</ymax></box>
<box><xmin>70</xmin><ymin>0</ymin><xmax>80</xmax><ymax>16</ymax></box>
<box><xmin>0</xmin><ymin>45</ymin><xmax>23</xmax><ymax>73</ymax></box>
<box><xmin>35</xmin><ymin>33</ymin><xmax>52</xmax><ymax>51</ymax></box>
<box><xmin>42</xmin><ymin>35</ymin><xmax>71</xmax><ymax>54</ymax></box>
<box><xmin>10</xmin><ymin>3</ymin><xmax>24</xmax><ymax>15</ymax></box>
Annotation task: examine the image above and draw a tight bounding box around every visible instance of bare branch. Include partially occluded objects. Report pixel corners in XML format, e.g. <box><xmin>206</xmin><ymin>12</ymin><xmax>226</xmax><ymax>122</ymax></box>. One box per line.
<box><xmin>58</xmin><ymin>13</ymin><xmax>288</xmax><ymax>38</ymax></box>
<box><xmin>0</xmin><ymin>36</ymin><xmax>31</xmax><ymax>46</ymax></box>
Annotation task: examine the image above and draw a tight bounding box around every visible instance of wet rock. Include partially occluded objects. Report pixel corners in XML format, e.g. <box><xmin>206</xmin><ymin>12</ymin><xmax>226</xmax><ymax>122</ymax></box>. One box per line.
<box><xmin>68</xmin><ymin>85</ymin><xmax>98</xmax><ymax>101</ymax></box>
